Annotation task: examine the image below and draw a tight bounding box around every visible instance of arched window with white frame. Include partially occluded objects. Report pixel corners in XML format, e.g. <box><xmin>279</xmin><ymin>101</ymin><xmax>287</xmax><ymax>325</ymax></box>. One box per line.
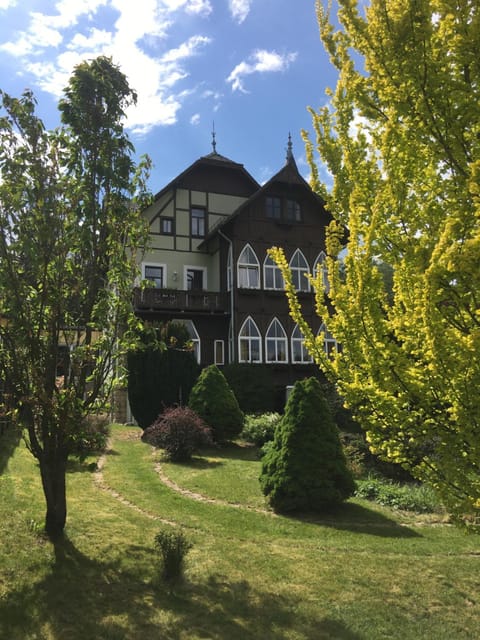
<box><xmin>237</xmin><ymin>244</ymin><xmax>260</xmax><ymax>289</ymax></box>
<box><xmin>263</xmin><ymin>255</ymin><xmax>284</xmax><ymax>290</ymax></box>
<box><xmin>318</xmin><ymin>322</ymin><xmax>337</xmax><ymax>356</ymax></box>
<box><xmin>314</xmin><ymin>251</ymin><xmax>330</xmax><ymax>294</ymax></box>
<box><xmin>265</xmin><ymin>318</ymin><xmax>288</xmax><ymax>363</ymax></box>
<box><xmin>289</xmin><ymin>249</ymin><xmax>310</xmax><ymax>292</ymax></box>
<box><xmin>291</xmin><ymin>324</ymin><xmax>313</xmax><ymax>364</ymax></box>
<box><xmin>238</xmin><ymin>316</ymin><xmax>262</xmax><ymax>363</ymax></box>
<box><xmin>173</xmin><ymin>319</ymin><xmax>201</xmax><ymax>364</ymax></box>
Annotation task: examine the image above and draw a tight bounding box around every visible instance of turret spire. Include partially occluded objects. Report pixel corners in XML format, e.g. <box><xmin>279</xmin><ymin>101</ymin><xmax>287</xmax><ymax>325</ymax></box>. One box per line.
<box><xmin>211</xmin><ymin>121</ymin><xmax>217</xmax><ymax>153</ymax></box>
<box><xmin>286</xmin><ymin>132</ymin><xmax>293</xmax><ymax>164</ymax></box>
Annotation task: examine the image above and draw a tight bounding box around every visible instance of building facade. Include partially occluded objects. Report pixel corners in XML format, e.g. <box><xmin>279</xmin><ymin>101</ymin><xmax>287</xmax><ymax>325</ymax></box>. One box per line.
<box><xmin>133</xmin><ymin>137</ymin><xmax>335</xmax><ymax>402</ymax></box>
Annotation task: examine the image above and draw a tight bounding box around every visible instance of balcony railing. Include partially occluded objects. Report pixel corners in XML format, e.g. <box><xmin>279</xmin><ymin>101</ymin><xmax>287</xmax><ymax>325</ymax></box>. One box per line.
<box><xmin>133</xmin><ymin>287</ymin><xmax>228</xmax><ymax>313</ymax></box>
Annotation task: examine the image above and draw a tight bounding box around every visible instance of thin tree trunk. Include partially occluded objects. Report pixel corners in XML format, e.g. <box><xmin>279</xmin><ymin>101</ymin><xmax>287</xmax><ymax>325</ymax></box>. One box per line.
<box><xmin>39</xmin><ymin>453</ymin><xmax>67</xmax><ymax>540</ymax></box>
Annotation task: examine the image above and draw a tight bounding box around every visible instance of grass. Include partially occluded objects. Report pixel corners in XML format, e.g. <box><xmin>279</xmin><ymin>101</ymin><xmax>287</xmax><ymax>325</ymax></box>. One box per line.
<box><xmin>0</xmin><ymin>424</ymin><xmax>479</xmax><ymax>640</ymax></box>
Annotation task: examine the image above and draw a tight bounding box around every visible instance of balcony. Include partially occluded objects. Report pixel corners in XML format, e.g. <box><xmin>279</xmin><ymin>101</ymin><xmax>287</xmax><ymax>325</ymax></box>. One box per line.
<box><xmin>133</xmin><ymin>287</ymin><xmax>228</xmax><ymax>314</ymax></box>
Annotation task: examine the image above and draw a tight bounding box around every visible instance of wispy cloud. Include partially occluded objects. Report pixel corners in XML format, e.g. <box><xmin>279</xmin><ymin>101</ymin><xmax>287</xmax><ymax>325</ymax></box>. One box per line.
<box><xmin>229</xmin><ymin>0</ymin><xmax>251</xmax><ymax>24</ymax></box>
<box><xmin>0</xmin><ymin>0</ymin><xmax>213</xmax><ymax>134</ymax></box>
<box><xmin>227</xmin><ymin>49</ymin><xmax>297</xmax><ymax>92</ymax></box>
<box><xmin>0</xmin><ymin>0</ymin><xmax>18</xmax><ymax>10</ymax></box>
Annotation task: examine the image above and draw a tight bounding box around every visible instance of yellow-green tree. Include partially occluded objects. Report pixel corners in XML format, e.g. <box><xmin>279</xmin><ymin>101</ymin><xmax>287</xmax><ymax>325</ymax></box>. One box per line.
<box><xmin>271</xmin><ymin>0</ymin><xmax>480</xmax><ymax>523</ymax></box>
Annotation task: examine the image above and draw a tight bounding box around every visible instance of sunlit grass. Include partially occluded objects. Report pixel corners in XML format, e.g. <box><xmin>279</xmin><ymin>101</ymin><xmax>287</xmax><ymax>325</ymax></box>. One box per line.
<box><xmin>0</xmin><ymin>424</ymin><xmax>479</xmax><ymax>640</ymax></box>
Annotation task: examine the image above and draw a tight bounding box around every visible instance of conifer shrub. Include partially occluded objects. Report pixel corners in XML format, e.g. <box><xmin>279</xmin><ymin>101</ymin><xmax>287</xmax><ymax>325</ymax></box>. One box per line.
<box><xmin>142</xmin><ymin>406</ymin><xmax>212</xmax><ymax>462</ymax></box>
<box><xmin>222</xmin><ymin>363</ymin><xmax>276</xmax><ymax>413</ymax></box>
<box><xmin>128</xmin><ymin>322</ymin><xmax>200</xmax><ymax>429</ymax></box>
<box><xmin>259</xmin><ymin>377</ymin><xmax>355</xmax><ymax>513</ymax></box>
<box><xmin>188</xmin><ymin>365</ymin><xmax>244</xmax><ymax>442</ymax></box>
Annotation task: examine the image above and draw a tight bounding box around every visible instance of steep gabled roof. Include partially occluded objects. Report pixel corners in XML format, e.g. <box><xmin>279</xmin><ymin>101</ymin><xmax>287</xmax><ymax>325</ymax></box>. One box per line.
<box><xmin>152</xmin><ymin>150</ymin><xmax>260</xmax><ymax>201</ymax></box>
<box><xmin>199</xmin><ymin>145</ymin><xmax>328</xmax><ymax>246</ymax></box>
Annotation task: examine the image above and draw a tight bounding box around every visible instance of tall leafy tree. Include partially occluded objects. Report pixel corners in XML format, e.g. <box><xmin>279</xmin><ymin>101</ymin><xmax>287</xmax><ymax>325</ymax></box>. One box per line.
<box><xmin>271</xmin><ymin>0</ymin><xmax>480</xmax><ymax>523</ymax></box>
<box><xmin>0</xmin><ymin>57</ymin><xmax>151</xmax><ymax>539</ymax></box>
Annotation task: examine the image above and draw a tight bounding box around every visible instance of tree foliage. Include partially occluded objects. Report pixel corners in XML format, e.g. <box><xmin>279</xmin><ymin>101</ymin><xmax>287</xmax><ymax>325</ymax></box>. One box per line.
<box><xmin>259</xmin><ymin>377</ymin><xmax>355</xmax><ymax>513</ymax></box>
<box><xmin>188</xmin><ymin>365</ymin><xmax>244</xmax><ymax>442</ymax></box>
<box><xmin>271</xmin><ymin>0</ymin><xmax>480</xmax><ymax>524</ymax></box>
<box><xmin>0</xmin><ymin>57</ymin><xmax>151</xmax><ymax>538</ymax></box>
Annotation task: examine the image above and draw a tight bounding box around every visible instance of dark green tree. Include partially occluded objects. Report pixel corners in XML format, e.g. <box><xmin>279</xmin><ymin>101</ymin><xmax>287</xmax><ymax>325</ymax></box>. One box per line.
<box><xmin>260</xmin><ymin>377</ymin><xmax>355</xmax><ymax>513</ymax></box>
<box><xmin>0</xmin><ymin>57</ymin><xmax>150</xmax><ymax>539</ymax></box>
<box><xmin>127</xmin><ymin>322</ymin><xmax>200</xmax><ymax>429</ymax></box>
<box><xmin>188</xmin><ymin>365</ymin><xmax>244</xmax><ymax>442</ymax></box>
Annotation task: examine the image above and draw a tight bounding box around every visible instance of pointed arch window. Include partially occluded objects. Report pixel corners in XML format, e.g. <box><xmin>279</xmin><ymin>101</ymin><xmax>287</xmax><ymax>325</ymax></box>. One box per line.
<box><xmin>237</xmin><ymin>244</ymin><xmax>260</xmax><ymax>289</ymax></box>
<box><xmin>263</xmin><ymin>255</ymin><xmax>284</xmax><ymax>290</ymax></box>
<box><xmin>291</xmin><ymin>324</ymin><xmax>313</xmax><ymax>364</ymax></box>
<box><xmin>238</xmin><ymin>316</ymin><xmax>262</xmax><ymax>363</ymax></box>
<box><xmin>265</xmin><ymin>318</ymin><xmax>288</xmax><ymax>363</ymax></box>
<box><xmin>289</xmin><ymin>249</ymin><xmax>310</xmax><ymax>292</ymax></box>
<box><xmin>173</xmin><ymin>319</ymin><xmax>201</xmax><ymax>363</ymax></box>
<box><xmin>318</xmin><ymin>322</ymin><xmax>337</xmax><ymax>356</ymax></box>
<box><xmin>314</xmin><ymin>251</ymin><xmax>330</xmax><ymax>294</ymax></box>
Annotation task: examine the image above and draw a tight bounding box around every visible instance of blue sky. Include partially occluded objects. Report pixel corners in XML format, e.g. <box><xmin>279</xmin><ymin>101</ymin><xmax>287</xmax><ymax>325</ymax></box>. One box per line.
<box><xmin>0</xmin><ymin>0</ymin><xmax>338</xmax><ymax>190</ymax></box>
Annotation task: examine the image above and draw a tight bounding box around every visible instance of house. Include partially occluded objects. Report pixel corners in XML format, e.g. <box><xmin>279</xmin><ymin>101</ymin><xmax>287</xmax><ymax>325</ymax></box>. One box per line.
<box><xmin>131</xmin><ymin>135</ymin><xmax>335</xmax><ymax>412</ymax></box>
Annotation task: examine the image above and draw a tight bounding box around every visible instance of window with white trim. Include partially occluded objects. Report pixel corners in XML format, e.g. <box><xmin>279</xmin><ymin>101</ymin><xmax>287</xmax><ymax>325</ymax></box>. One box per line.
<box><xmin>191</xmin><ymin>207</ymin><xmax>206</xmax><ymax>238</ymax></box>
<box><xmin>265</xmin><ymin>318</ymin><xmax>288</xmax><ymax>363</ymax></box>
<box><xmin>314</xmin><ymin>251</ymin><xmax>330</xmax><ymax>293</ymax></box>
<box><xmin>238</xmin><ymin>316</ymin><xmax>262</xmax><ymax>363</ymax></box>
<box><xmin>214</xmin><ymin>340</ymin><xmax>225</xmax><ymax>365</ymax></box>
<box><xmin>237</xmin><ymin>244</ymin><xmax>260</xmax><ymax>289</ymax></box>
<box><xmin>289</xmin><ymin>249</ymin><xmax>310</xmax><ymax>292</ymax></box>
<box><xmin>173</xmin><ymin>319</ymin><xmax>201</xmax><ymax>364</ymax></box>
<box><xmin>263</xmin><ymin>255</ymin><xmax>284</xmax><ymax>290</ymax></box>
<box><xmin>318</xmin><ymin>322</ymin><xmax>337</xmax><ymax>356</ymax></box>
<box><xmin>291</xmin><ymin>324</ymin><xmax>313</xmax><ymax>364</ymax></box>
<box><xmin>143</xmin><ymin>264</ymin><xmax>165</xmax><ymax>288</ymax></box>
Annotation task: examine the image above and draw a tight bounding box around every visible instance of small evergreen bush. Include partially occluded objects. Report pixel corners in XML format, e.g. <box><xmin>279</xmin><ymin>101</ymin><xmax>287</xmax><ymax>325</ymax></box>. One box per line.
<box><xmin>260</xmin><ymin>377</ymin><xmax>355</xmax><ymax>513</ymax></box>
<box><xmin>154</xmin><ymin>527</ymin><xmax>192</xmax><ymax>583</ymax></box>
<box><xmin>188</xmin><ymin>365</ymin><xmax>244</xmax><ymax>442</ymax></box>
<box><xmin>222</xmin><ymin>363</ymin><xmax>276</xmax><ymax>413</ymax></box>
<box><xmin>241</xmin><ymin>412</ymin><xmax>282</xmax><ymax>447</ymax></box>
<box><xmin>142</xmin><ymin>406</ymin><xmax>212</xmax><ymax>462</ymax></box>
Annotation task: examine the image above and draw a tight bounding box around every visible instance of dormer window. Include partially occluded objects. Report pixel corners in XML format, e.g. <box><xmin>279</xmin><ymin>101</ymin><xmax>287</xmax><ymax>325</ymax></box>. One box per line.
<box><xmin>266</xmin><ymin>196</ymin><xmax>281</xmax><ymax>220</ymax></box>
<box><xmin>286</xmin><ymin>199</ymin><xmax>301</xmax><ymax>222</ymax></box>
<box><xmin>265</xmin><ymin>196</ymin><xmax>302</xmax><ymax>222</ymax></box>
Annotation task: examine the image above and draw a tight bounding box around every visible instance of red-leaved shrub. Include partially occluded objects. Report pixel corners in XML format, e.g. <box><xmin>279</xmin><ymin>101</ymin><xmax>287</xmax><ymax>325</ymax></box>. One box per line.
<box><xmin>142</xmin><ymin>406</ymin><xmax>212</xmax><ymax>461</ymax></box>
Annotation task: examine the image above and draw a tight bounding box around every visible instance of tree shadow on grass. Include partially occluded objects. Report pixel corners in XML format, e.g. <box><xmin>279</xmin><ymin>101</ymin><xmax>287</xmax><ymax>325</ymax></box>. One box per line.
<box><xmin>283</xmin><ymin>501</ymin><xmax>422</xmax><ymax>538</ymax></box>
<box><xmin>0</xmin><ymin>425</ymin><xmax>22</xmax><ymax>475</ymax></box>
<box><xmin>0</xmin><ymin>536</ymin><xmax>364</xmax><ymax>640</ymax></box>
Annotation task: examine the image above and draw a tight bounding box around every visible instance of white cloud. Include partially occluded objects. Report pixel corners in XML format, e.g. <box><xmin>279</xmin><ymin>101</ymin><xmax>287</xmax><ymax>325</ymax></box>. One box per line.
<box><xmin>190</xmin><ymin>113</ymin><xmax>200</xmax><ymax>125</ymax></box>
<box><xmin>227</xmin><ymin>49</ymin><xmax>297</xmax><ymax>92</ymax></box>
<box><xmin>160</xmin><ymin>34</ymin><xmax>211</xmax><ymax>63</ymax></box>
<box><xmin>229</xmin><ymin>0</ymin><xmax>251</xmax><ymax>24</ymax></box>
<box><xmin>185</xmin><ymin>0</ymin><xmax>212</xmax><ymax>16</ymax></box>
<box><xmin>0</xmin><ymin>0</ymin><xmax>17</xmax><ymax>10</ymax></box>
<box><xmin>0</xmin><ymin>0</ymin><xmax>214</xmax><ymax>134</ymax></box>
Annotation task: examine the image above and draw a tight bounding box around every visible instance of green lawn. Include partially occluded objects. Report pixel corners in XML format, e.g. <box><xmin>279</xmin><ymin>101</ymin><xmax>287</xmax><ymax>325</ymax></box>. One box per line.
<box><xmin>1</xmin><ymin>424</ymin><xmax>479</xmax><ymax>640</ymax></box>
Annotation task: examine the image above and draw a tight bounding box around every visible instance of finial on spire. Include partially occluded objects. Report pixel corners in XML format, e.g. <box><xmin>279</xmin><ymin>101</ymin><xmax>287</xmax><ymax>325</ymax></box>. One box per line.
<box><xmin>286</xmin><ymin>132</ymin><xmax>293</xmax><ymax>163</ymax></box>
<box><xmin>211</xmin><ymin>121</ymin><xmax>217</xmax><ymax>153</ymax></box>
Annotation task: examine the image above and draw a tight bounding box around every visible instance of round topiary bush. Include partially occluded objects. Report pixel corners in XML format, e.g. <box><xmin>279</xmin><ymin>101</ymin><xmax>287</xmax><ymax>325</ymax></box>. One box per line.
<box><xmin>259</xmin><ymin>377</ymin><xmax>355</xmax><ymax>513</ymax></box>
<box><xmin>142</xmin><ymin>406</ymin><xmax>212</xmax><ymax>462</ymax></box>
<box><xmin>188</xmin><ymin>364</ymin><xmax>244</xmax><ymax>443</ymax></box>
